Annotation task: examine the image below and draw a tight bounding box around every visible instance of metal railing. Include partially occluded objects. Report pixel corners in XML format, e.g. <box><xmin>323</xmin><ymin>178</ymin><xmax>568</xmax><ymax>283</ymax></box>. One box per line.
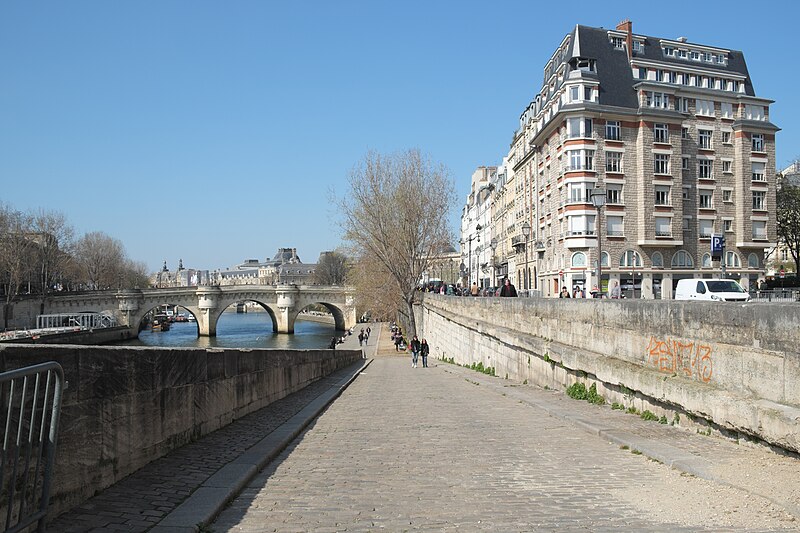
<box><xmin>0</xmin><ymin>362</ymin><xmax>64</xmax><ymax>533</ymax></box>
<box><xmin>748</xmin><ymin>289</ymin><xmax>800</xmax><ymax>302</ymax></box>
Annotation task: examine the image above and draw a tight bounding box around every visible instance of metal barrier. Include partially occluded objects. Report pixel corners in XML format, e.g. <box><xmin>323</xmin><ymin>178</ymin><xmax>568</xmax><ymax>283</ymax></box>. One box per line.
<box><xmin>0</xmin><ymin>363</ymin><xmax>64</xmax><ymax>533</ymax></box>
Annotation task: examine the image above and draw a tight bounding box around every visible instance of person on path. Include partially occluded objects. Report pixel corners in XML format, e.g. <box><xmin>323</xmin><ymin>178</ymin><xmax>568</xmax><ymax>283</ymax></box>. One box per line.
<box><xmin>358</xmin><ymin>329</ymin><xmax>364</xmax><ymax>346</ymax></box>
<box><xmin>329</xmin><ymin>336</ymin><xmax>337</xmax><ymax>349</ymax></box>
<box><xmin>420</xmin><ymin>338</ymin><xmax>430</xmax><ymax>368</ymax></box>
<box><xmin>410</xmin><ymin>335</ymin><xmax>421</xmax><ymax>368</ymax></box>
<box><xmin>395</xmin><ymin>334</ymin><xmax>404</xmax><ymax>352</ymax></box>
<box><xmin>560</xmin><ymin>287</ymin><xmax>570</xmax><ymax>298</ymax></box>
<box><xmin>610</xmin><ymin>281</ymin><xmax>622</xmax><ymax>299</ymax></box>
<box><xmin>471</xmin><ymin>282</ymin><xmax>479</xmax><ymax>296</ymax></box>
<box><xmin>499</xmin><ymin>278</ymin><xmax>518</xmax><ymax>297</ymax></box>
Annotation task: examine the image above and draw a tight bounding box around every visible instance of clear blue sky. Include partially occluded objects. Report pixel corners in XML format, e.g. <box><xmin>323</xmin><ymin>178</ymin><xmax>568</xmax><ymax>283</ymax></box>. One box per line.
<box><xmin>1</xmin><ymin>1</ymin><xmax>796</xmax><ymax>272</ymax></box>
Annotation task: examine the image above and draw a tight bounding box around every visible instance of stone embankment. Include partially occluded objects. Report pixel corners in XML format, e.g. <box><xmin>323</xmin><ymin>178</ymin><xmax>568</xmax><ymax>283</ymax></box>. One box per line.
<box><xmin>416</xmin><ymin>294</ymin><xmax>800</xmax><ymax>453</ymax></box>
<box><xmin>0</xmin><ymin>343</ymin><xmax>361</xmax><ymax>518</ymax></box>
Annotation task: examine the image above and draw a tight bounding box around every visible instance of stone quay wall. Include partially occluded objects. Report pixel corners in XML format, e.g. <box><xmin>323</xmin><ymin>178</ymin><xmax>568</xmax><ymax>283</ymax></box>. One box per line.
<box><xmin>416</xmin><ymin>294</ymin><xmax>800</xmax><ymax>453</ymax></box>
<box><xmin>0</xmin><ymin>344</ymin><xmax>362</xmax><ymax>517</ymax></box>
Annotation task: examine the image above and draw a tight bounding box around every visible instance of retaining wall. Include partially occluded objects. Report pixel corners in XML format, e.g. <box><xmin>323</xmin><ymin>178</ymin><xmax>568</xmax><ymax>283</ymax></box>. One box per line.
<box><xmin>416</xmin><ymin>294</ymin><xmax>800</xmax><ymax>452</ymax></box>
<box><xmin>0</xmin><ymin>344</ymin><xmax>362</xmax><ymax>518</ymax></box>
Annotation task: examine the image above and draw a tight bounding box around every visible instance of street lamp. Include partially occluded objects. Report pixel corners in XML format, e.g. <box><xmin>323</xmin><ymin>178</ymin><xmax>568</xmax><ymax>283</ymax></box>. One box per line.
<box><xmin>460</xmin><ymin>223</ymin><xmax>482</xmax><ymax>292</ymax></box>
<box><xmin>490</xmin><ymin>237</ymin><xmax>498</xmax><ymax>287</ymax></box>
<box><xmin>521</xmin><ymin>222</ymin><xmax>531</xmax><ymax>291</ymax></box>
<box><xmin>591</xmin><ymin>188</ymin><xmax>606</xmax><ymax>296</ymax></box>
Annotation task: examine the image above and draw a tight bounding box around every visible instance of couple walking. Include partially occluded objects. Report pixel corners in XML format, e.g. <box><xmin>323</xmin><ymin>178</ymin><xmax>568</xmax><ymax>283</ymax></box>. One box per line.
<box><xmin>409</xmin><ymin>336</ymin><xmax>429</xmax><ymax>368</ymax></box>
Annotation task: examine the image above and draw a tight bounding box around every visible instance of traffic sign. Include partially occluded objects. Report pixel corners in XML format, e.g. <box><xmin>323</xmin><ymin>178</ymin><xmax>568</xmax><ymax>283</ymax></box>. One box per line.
<box><xmin>780</xmin><ymin>269</ymin><xmax>786</xmax><ymax>279</ymax></box>
<box><xmin>711</xmin><ymin>234</ymin><xmax>725</xmax><ymax>254</ymax></box>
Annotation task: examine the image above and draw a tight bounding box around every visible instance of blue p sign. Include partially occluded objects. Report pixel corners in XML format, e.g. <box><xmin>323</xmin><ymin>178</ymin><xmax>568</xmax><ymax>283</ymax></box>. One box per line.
<box><xmin>711</xmin><ymin>235</ymin><xmax>725</xmax><ymax>254</ymax></box>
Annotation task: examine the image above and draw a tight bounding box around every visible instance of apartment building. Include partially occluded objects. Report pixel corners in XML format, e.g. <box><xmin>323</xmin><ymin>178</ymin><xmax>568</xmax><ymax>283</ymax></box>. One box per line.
<box><xmin>506</xmin><ymin>19</ymin><xmax>777</xmax><ymax>298</ymax></box>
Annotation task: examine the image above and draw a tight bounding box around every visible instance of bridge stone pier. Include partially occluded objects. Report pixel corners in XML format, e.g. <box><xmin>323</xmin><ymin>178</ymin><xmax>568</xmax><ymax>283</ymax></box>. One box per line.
<box><xmin>45</xmin><ymin>284</ymin><xmax>357</xmax><ymax>337</ymax></box>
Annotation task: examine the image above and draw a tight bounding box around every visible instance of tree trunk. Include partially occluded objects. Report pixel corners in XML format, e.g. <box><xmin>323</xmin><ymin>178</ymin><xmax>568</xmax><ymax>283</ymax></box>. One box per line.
<box><xmin>404</xmin><ymin>295</ymin><xmax>417</xmax><ymax>338</ymax></box>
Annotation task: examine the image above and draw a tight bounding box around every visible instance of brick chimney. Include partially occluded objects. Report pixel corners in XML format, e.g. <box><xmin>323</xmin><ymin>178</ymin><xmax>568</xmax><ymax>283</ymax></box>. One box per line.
<box><xmin>616</xmin><ymin>19</ymin><xmax>633</xmax><ymax>60</ymax></box>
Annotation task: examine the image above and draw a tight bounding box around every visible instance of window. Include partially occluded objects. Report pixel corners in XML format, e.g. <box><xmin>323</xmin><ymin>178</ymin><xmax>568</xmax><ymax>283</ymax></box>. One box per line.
<box><xmin>567</xmin><ymin>117</ymin><xmax>593</xmax><ymax>138</ymax></box>
<box><xmin>699</xmin><ymin>190</ymin><xmax>713</xmax><ymax>209</ymax></box>
<box><xmin>682</xmin><ymin>187</ymin><xmax>691</xmax><ymax>200</ymax></box>
<box><xmin>654</xmin><ymin>123</ymin><xmax>669</xmax><ymax>143</ymax></box>
<box><xmin>606</xmin><ymin>185</ymin><xmax>622</xmax><ymax>204</ymax></box>
<box><xmin>570</xmin><ymin>86</ymin><xmax>580</xmax><ymax>102</ymax></box>
<box><xmin>654</xmin><ymin>153</ymin><xmax>670</xmax><ymax>174</ymax></box>
<box><xmin>752</xmin><ymin>134</ymin><xmax>764</xmax><ymax>152</ymax></box>
<box><xmin>696</xmin><ymin>99</ymin><xmax>714</xmax><ymax>116</ymax></box>
<box><xmin>681</xmin><ymin>127</ymin><xmax>689</xmax><ymax>139</ymax></box>
<box><xmin>611</xmin><ymin>36</ymin><xmax>625</xmax><ymax>49</ymax></box>
<box><xmin>632</xmin><ymin>40</ymin><xmax>643</xmax><ymax>53</ymax></box>
<box><xmin>725</xmin><ymin>251</ymin><xmax>741</xmax><ymax>268</ymax></box>
<box><xmin>606</xmin><ymin>151</ymin><xmax>622</xmax><ymax>173</ymax></box>
<box><xmin>655</xmin><ymin>185</ymin><xmax>671</xmax><ymax>206</ymax></box>
<box><xmin>698</xmin><ymin>159</ymin><xmax>713</xmax><ymax>179</ymax></box>
<box><xmin>652</xmin><ymin>252</ymin><xmax>664</xmax><ymax>267</ymax></box>
<box><xmin>721</xmin><ymin>102</ymin><xmax>733</xmax><ymax>119</ymax></box>
<box><xmin>567</xmin><ymin>149</ymin><xmax>594</xmax><ymax>171</ymax></box>
<box><xmin>745</xmin><ymin>105</ymin><xmax>765</xmax><ymax>121</ymax></box>
<box><xmin>607</xmin><ymin>215</ymin><xmax>624</xmax><ymax>236</ymax></box>
<box><xmin>655</xmin><ymin>217</ymin><xmax>671</xmax><ymax>237</ymax></box>
<box><xmin>682</xmin><ymin>217</ymin><xmax>691</xmax><ymax>231</ymax></box>
<box><xmin>752</xmin><ymin>162</ymin><xmax>766</xmax><ymax>181</ymax></box>
<box><xmin>676</xmin><ymin>97</ymin><xmax>689</xmax><ymax>113</ymax></box>
<box><xmin>723</xmin><ymin>219</ymin><xmax>733</xmax><ymax>232</ymax></box>
<box><xmin>722</xmin><ymin>160</ymin><xmax>732</xmax><ymax>173</ymax></box>
<box><xmin>637</xmin><ymin>67</ymin><xmax>647</xmax><ymax>79</ymax></box>
<box><xmin>620</xmin><ymin>250</ymin><xmax>642</xmax><ymax>267</ymax></box>
<box><xmin>701</xmin><ymin>253</ymin><xmax>712</xmax><ymax>268</ymax></box>
<box><xmin>753</xmin><ymin>190</ymin><xmax>765</xmax><ymax>210</ymax></box>
<box><xmin>753</xmin><ymin>220</ymin><xmax>767</xmax><ymax>240</ymax></box>
<box><xmin>663</xmin><ymin>46</ymin><xmax>674</xmax><ymax>57</ymax></box>
<box><xmin>722</xmin><ymin>131</ymin><xmax>731</xmax><ymax>144</ymax></box>
<box><xmin>571</xmin><ymin>252</ymin><xmax>587</xmax><ymax>267</ymax></box>
<box><xmin>722</xmin><ymin>189</ymin><xmax>733</xmax><ymax>202</ymax></box>
<box><xmin>671</xmin><ymin>250</ymin><xmax>694</xmax><ymax>267</ymax></box>
<box><xmin>748</xmin><ymin>253</ymin><xmax>760</xmax><ymax>268</ymax></box>
<box><xmin>605</xmin><ymin>121</ymin><xmax>621</xmax><ymax>140</ymax></box>
<box><xmin>568</xmin><ymin>214</ymin><xmax>591</xmax><ymax>236</ymax></box>
<box><xmin>698</xmin><ymin>219</ymin><xmax>714</xmax><ymax>238</ymax></box>
<box><xmin>682</xmin><ymin>157</ymin><xmax>690</xmax><ymax>170</ymax></box>
<box><xmin>646</xmin><ymin>92</ymin><xmax>669</xmax><ymax>109</ymax></box>
<box><xmin>677</xmin><ymin>49</ymin><xmax>687</xmax><ymax>59</ymax></box>
<box><xmin>698</xmin><ymin>129</ymin><xmax>713</xmax><ymax>149</ymax></box>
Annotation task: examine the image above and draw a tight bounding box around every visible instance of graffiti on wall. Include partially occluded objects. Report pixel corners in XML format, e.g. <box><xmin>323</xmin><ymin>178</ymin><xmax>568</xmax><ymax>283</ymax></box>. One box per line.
<box><xmin>645</xmin><ymin>336</ymin><xmax>714</xmax><ymax>383</ymax></box>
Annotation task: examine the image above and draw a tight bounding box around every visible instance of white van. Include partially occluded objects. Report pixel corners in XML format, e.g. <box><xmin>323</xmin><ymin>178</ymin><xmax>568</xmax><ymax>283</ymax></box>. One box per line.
<box><xmin>674</xmin><ymin>278</ymin><xmax>750</xmax><ymax>302</ymax></box>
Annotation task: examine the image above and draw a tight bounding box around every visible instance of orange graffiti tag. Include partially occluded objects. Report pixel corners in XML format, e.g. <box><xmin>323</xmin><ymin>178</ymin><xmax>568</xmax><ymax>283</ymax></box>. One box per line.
<box><xmin>645</xmin><ymin>336</ymin><xmax>713</xmax><ymax>383</ymax></box>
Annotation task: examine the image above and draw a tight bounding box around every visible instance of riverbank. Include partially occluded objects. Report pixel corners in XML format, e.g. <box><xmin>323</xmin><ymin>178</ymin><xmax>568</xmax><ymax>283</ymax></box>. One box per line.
<box><xmin>296</xmin><ymin>313</ymin><xmax>335</xmax><ymax>325</ymax></box>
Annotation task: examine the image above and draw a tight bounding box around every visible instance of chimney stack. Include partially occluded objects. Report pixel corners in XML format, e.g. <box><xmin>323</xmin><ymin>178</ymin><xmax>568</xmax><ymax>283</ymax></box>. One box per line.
<box><xmin>616</xmin><ymin>19</ymin><xmax>633</xmax><ymax>60</ymax></box>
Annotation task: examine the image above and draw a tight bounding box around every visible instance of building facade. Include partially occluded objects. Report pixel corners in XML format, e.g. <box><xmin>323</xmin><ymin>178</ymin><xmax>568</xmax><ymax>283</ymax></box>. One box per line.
<box><xmin>505</xmin><ymin>20</ymin><xmax>777</xmax><ymax>298</ymax></box>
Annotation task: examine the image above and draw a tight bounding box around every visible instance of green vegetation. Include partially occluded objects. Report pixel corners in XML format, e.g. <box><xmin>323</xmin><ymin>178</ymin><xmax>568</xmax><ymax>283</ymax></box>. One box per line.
<box><xmin>626</xmin><ymin>406</ymin><xmax>639</xmax><ymax>415</ymax></box>
<box><xmin>640</xmin><ymin>410</ymin><xmax>659</xmax><ymax>422</ymax></box>
<box><xmin>631</xmin><ymin>449</ymin><xmax>642</xmax><ymax>455</ymax></box>
<box><xmin>672</xmin><ymin>413</ymin><xmax>680</xmax><ymax>426</ymax></box>
<box><xmin>469</xmin><ymin>361</ymin><xmax>496</xmax><ymax>376</ymax></box>
<box><xmin>659</xmin><ymin>416</ymin><xmax>668</xmax><ymax>424</ymax></box>
<box><xmin>566</xmin><ymin>382</ymin><xmax>605</xmax><ymax>405</ymax></box>
<box><xmin>611</xmin><ymin>402</ymin><xmax>625</xmax><ymax>410</ymax></box>
<box><xmin>522</xmin><ymin>379</ymin><xmax>528</xmax><ymax>385</ymax></box>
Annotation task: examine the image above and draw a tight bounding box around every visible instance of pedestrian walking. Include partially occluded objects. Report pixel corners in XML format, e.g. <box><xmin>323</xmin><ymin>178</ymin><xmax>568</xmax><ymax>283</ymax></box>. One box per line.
<box><xmin>470</xmin><ymin>282</ymin><xmax>479</xmax><ymax>296</ymax></box>
<box><xmin>358</xmin><ymin>329</ymin><xmax>364</xmax><ymax>346</ymax></box>
<box><xmin>410</xmin><ymin>335</ymin><xmax>421</xmax><ymax>368</ymax></box>
<box><xmin>420</xmin><ymin>338</ymin><xmax>430</xmax><ymax>367</ymax></box>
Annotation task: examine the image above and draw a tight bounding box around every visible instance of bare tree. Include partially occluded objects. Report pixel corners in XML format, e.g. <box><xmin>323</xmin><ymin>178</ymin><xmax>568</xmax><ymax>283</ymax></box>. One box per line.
<box><xmin>0</xmin><ymin>205</ymin><xmax>37</xmax><ymax>329</ymax></box>
<box><xmin>338</xmin><ymin>149</ymin><xmax>456</xmax><ymax>336</ymax></box>
<box><xmin>74</xmin><ymin>231</ymin><xmax>125</xmax><ymax>289</ymax></box>
<box><xmin>777</xmin><ymin>184</ymin><xmax>800</xmax><ymax>273</ymax></box>
<box><xmin>30</xmin><ymin>209</ymin><xmax>75</xmax><ymax>309</ymax></box>
<box><xmin>313</xmin><ymin>250</ymin><xmax>350</xmax><ymax>285</ymax></box>
<box><xmin>119</xmin><ymin>259</ymin><xmax>150</xmax><ymax>289</ymax></box>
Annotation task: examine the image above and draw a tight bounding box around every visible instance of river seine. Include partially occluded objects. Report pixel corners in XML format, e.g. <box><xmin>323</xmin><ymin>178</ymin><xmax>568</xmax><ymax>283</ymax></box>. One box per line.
<box><xmin>124</xmin><ymin>311</ymin><xmax>337</xmax><ymax>350</ymax></box>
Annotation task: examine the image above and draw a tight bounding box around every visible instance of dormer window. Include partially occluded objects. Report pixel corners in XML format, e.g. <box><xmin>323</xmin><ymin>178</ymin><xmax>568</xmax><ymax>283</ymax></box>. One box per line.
<box><xmin>632</xmin><ymin>40</ymin><xmax>644</xmax><ymax>53</ymax></box>
<box><xmin>611</xmin><ymin>36</ymin><xmax>625</xmax><ymax>49</ymax></box>
<box><xmin>575</xmin><ymin>58</ymin><xmax>596</xmax><ymax>72</ymax></box>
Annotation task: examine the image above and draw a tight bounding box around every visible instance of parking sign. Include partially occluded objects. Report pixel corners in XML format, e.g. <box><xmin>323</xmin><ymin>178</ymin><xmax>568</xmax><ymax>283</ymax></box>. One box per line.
<box><xmin>711</xmin><ymin>234</ymin><xmax>724</xmax><ymax>257</ymax></box>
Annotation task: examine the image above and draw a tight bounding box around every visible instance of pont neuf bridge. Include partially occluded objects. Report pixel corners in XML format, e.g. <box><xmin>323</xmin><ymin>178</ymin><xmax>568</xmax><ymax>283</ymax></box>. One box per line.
<box><xmin>41</xmin><ymin>284</ymin><xmax>357</xmax><ymax>336</ymax></box>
